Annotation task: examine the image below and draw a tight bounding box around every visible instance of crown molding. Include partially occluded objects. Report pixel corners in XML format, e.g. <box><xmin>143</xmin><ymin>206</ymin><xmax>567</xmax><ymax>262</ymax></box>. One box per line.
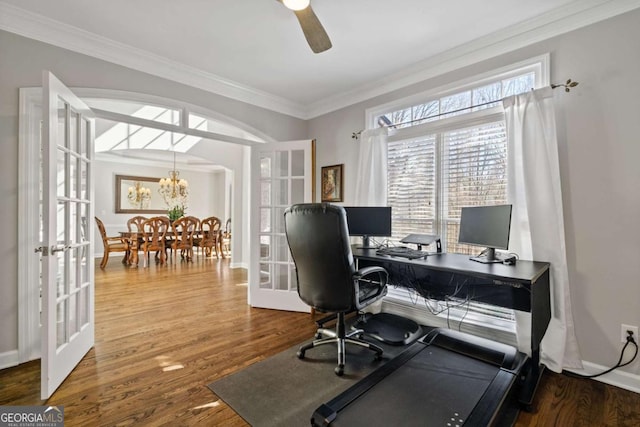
<box><xmin>0</xmin><ymin>2</ymin><xmax>307</xmax><ymax>119</ymax></box>
<box><xmin>2</xmin><ymin>0</ymin><xmax>639</xmax><ymax>120</ymax></box>
<box><xmin>305</xmin><ymin>0</ymin><xmax>640</xmax><ymax>118</ymax></box>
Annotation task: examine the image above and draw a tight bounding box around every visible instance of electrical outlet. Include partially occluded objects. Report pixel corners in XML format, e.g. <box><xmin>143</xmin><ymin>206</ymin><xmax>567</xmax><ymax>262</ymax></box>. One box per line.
<box><xmin>621</xmin><ymin>324</ymin><xmax>638</xmax><ymax>343</ymax></box>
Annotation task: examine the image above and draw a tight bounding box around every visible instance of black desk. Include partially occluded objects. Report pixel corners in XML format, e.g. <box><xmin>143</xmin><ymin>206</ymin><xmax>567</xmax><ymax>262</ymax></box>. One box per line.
<box><xmin>352</xmin><ymin>248</ymin><xmax>551</xmax><ymax>408</ymax></box>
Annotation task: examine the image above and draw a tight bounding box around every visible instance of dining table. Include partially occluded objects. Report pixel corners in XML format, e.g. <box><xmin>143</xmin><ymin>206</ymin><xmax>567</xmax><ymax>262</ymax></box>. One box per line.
<box><xmin>119</xmin><ymin>227</ymin><xmax>224</xmax><ymax>266</ymax></box>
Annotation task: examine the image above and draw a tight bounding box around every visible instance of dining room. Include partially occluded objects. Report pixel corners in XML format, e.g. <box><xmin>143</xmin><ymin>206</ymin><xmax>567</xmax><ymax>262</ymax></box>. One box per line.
<box><xmin>93</xmin><ymin>152</ymin><xmax>233</xmax><ymax>268</ymax></box>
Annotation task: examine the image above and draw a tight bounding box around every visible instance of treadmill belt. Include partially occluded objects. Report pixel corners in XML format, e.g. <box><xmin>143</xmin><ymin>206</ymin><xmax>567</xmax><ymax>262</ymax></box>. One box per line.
<box><xmin>331</xmin><ymin>346</ymin><xmax>499</xmax><ymax>426</ymax></box>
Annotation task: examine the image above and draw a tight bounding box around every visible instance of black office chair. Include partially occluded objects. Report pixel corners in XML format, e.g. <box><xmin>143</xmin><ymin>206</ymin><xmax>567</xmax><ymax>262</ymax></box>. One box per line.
<box><xmin>284</xmin><ymin>203</ymin><xmax>389</xmax><ymax>376</ymax></box>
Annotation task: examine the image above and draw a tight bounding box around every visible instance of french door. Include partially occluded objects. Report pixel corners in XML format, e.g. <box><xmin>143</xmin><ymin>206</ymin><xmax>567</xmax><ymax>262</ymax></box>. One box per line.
<box><xmin>248</xmin><ymin>140</ymin><xmax>314</xmax><ymax>312</ymax></box>
<box><xmin>40</xmin><ymin>71</ymin><xmax>95</xmax><ymax>399</ymax></box>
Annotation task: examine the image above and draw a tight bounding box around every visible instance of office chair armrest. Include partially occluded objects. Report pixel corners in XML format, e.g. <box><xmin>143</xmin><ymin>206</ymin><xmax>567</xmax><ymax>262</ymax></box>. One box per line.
<box><xmin>353</xmin><ymin>266</ymin><xmax>388</xmax><ymax>281</ymax></box>
<box><xmin>353</xmin><ymin>266</ymin><xmax>388</xmax><ymax>309</ymax></box>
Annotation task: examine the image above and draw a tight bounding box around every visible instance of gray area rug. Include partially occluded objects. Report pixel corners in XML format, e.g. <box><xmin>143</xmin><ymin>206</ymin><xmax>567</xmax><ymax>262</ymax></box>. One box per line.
<box><xmin>207</xmin><ymin>338</ymin><xmax>409</xmax><ymax>427</ymax></box>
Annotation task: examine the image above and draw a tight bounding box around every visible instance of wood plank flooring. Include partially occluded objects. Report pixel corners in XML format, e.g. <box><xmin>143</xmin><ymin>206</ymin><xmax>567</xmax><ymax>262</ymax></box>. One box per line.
<box><xmin>1</xmin><ymin>257</ymin><xmax>639</xmax><ymax>426</ymax></box>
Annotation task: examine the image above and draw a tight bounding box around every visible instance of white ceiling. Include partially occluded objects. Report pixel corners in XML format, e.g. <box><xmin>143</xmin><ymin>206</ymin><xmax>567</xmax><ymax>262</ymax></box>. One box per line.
<box><xmin>1</xmin><ymin>0</ymin><xmax>639</xmax><ymax>118</ymax></box>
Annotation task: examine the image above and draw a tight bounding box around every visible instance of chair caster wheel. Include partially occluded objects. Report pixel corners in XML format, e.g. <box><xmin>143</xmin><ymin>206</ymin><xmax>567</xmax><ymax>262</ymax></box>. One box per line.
<box><xmin>374</xmin><ymin>352</ymin><xmax>383</xmax><ymax>361</ymax></box>
<box><xmin>335</xmin><ymin>366</ymin><xmax>344</xmax><ymax>376</ymax></box>
<box><xmin>296</xmin><ymin>350</ymin><xmax>305</xmax><ymax>359</ymax></box>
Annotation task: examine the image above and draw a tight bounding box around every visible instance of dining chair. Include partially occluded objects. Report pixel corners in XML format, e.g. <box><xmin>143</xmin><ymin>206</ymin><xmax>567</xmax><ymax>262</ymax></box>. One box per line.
<box><xmin>196</xmin><ymin>216</ymin><xmax>222</xmax><ymax>258</ymax></box>
<box><xmin>95</xmin><ymin>216</ymin><xmax>129</xmax><ymax>269</ymax></box>
<box><xmin>221</xmin><ymin>218</ymin><xmax>231</xmax><ymax>258</ymax></box>
<box><xmin>126</xmin><ymin>215</ymin><xmax>147</xmax><ymax>265</ymax></box>
<box><xmin>140</xmin><ymin>216</ymin><xmax>171</xmax><ymax>266</ymax></box>
<box><xmin>170</xmin><ymin>216</ymin><xmax>198</xmax><ymax>262</ymax></box>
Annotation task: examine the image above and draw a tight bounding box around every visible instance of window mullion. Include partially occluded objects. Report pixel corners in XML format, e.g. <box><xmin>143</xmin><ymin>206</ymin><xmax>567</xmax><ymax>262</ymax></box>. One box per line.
<box><xmin>434</xmin><ymin>133</ymin><xmax>443</xmax><ymax>248</ymax></box>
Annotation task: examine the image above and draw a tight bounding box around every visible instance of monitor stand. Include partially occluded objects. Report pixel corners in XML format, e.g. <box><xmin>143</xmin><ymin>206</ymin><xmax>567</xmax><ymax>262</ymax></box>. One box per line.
<box><xmin>469</xmin><ymin>247</ymin><xmax>503</xmax><ymax>264</ymax></box>
<box><xmin>356</xmin><ymin>235</ymin><xmax>378</xmax><ymax>250</ymax></box>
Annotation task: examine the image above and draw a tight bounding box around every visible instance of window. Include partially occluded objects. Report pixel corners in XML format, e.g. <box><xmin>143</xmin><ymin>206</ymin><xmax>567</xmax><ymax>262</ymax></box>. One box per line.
<box><xmin>367</xmin><ymin>56</ymin><xmax>549</xmax><ymax>334</ymax></box>
<box><xmin>376</xmin><ymin>61</ymin><xmax>542</xmax><ymax>253</ymax></box>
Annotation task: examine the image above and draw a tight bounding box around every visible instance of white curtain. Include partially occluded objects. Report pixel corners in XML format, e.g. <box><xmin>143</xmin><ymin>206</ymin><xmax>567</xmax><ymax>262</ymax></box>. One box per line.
<box><xmin>503</xmin><ymin>87</ymin><xmax>582</xmax><ymax>372</ymax></box>
<box><xmin>354</xmin><ymin>127</ymin><xmax>388</xmax><ymax>206</ymax></box>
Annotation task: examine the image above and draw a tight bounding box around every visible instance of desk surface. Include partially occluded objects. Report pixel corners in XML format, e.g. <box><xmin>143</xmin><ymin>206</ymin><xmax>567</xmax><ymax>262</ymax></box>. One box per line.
<box><xmin>352</xmin><ymin>248</ymin><xmax>549</xmax><ymax>284</ymax></box>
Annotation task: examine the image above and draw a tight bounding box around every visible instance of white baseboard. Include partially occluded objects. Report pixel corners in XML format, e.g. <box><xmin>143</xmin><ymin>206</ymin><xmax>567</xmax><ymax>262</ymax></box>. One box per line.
<box><xmin>566</xmin><ymin>362</ymin><xmax>640</xmax><ymax>394</ymax></box>
<box><xmin>0</xmin><ymin>349</ymin><xmax>19</xmax><ymax>370</ymax></box>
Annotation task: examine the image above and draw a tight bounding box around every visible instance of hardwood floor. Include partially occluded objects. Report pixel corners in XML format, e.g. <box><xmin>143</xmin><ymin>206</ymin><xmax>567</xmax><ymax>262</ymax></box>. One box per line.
<box><xmin>1</xmin><ymin>258</ymin><xmax>638</xmax><ymax>426</ymax></box>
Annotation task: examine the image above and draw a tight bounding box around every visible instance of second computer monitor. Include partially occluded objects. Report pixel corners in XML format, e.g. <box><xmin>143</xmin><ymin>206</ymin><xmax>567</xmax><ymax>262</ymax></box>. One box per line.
<box><xmin>458</xmin><ymin>204</ymin><xmax>512</xmax><ymax>263</ymax></box>
<box><xmin>343</xmin><ymin>206</ymin><xmax>392</xmax><ymax>249</ymax></box>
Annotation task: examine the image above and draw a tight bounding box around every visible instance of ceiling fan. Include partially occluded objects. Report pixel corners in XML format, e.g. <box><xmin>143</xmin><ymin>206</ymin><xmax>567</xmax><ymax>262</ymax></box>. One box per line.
<box><xmin>278</xmin><ymin>0</ymin><xmax>332</xmax><ymax>54</ymax></box>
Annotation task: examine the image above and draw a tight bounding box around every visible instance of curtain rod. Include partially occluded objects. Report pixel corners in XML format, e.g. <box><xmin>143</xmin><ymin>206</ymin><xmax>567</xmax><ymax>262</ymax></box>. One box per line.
<box><xmin>351</xmin><ymin>78</ymin><xmax>578</xmax><ymax>140</ymax></box>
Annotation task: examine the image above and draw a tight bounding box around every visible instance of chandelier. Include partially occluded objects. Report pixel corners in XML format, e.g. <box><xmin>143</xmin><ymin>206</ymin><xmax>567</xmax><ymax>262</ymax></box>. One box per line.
<box><xmin>127</xmin><ymin>181</ymin><xmax>151</xmax><ymax>209</ymax></box>
<box><xmin>158</xmin><ymin>151</ymin><xmax>189</xmax><ymax>209</ymax></box>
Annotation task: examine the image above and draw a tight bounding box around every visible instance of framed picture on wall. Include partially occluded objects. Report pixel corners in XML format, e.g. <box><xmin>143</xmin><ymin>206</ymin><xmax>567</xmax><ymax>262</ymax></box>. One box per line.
<box><xmin>321</xmin><ymin>164</ymin><xmax>343</xmax><ymax>202</ymax></box>
<box><xmin>115</xmin><ymin>175</ymin><xmax>167</xmax><ymax>213</ymax></box>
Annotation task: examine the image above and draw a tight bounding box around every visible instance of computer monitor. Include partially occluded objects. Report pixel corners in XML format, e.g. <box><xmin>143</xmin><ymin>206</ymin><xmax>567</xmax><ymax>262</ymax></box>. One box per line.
<box><xmin>458</xmin><ymin>204</ymin><xmax>512</xmax><ymax>263</ymax></box>
<box><xmin>343</xmin><ymin>206</ymin><xmax>392</xmax><ymax>249</ymax></box>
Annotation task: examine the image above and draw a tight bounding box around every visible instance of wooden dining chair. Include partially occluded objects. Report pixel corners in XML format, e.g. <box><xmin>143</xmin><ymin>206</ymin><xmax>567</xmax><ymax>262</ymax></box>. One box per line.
<box><xmin>221</xmin><ymin>218</ymin><xmax>231</xmax><ymax>258</ymax></box>
<box><xmin>195</xmin><ymin>216</ymin><xmax>222</xmax><ymax>258</ymax></box>
<box><xmin>126</xmin><ymin>215</ymin><xmax>147</xmax><ymax>265</ymax></box>
<box><xmin>140</xmin><ymin>216</ymin><xmax>170</xmax><ymax>266</ymax></box>
<box><xmin>170</xmin><ymin>216</ymin><xmax>198</xmax><ymax>262</ymax></box>
<box><xmin>95</xmin><ymin>216</ymin><xmax>129</xmax><ymax>269</ymax></box>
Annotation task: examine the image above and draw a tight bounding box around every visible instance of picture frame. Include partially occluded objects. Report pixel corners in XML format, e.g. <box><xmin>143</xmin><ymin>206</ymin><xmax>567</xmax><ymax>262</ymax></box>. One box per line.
<box><xmin>321</xmin><ymin>164</ymin><xmax>343</xmax><ymax>202</ymax></box>
<box><xmin>115</xmin><ymin>175</ymin><xmax>167</xmax><ymax>214</ymax></box>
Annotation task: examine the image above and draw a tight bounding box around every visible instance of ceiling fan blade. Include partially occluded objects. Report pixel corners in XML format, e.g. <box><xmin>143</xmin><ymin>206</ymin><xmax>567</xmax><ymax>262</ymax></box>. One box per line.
<box><xmin>293</xmin><ymin>5</ymin><xmax>332</xmax><ymax>53</ymax></box>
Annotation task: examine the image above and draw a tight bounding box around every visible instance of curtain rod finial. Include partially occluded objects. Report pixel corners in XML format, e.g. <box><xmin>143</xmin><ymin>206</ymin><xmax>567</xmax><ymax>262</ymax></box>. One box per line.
<box><xmin>551</xmin><ymin>78</ymin><xmax>579</xmax><ymax>92</ymax></box>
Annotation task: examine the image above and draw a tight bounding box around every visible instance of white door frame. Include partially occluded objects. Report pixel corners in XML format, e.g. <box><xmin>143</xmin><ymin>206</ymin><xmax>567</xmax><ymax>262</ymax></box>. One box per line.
<box><xmin>16</xmin><ymin>87</ymin><xmax>267</xmax><ymax>366</ymax></box>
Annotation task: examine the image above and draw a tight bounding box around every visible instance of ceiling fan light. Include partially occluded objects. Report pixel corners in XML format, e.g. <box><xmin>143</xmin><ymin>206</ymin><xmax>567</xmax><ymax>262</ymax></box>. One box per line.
<box><xmin>283</xmin><ymin>0</ymin><xmax>310</xmax><ymax>11</ymax></box>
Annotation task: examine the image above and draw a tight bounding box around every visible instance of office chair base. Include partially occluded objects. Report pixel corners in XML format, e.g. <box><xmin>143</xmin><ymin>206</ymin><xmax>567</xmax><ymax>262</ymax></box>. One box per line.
<box><xmin>296</xmin><ymin>335</ymin><xmax>384</xmax><ymax>376</ymax></box>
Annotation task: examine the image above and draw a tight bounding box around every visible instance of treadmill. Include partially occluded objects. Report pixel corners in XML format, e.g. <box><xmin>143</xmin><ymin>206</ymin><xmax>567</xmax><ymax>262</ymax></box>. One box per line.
<box><xmin>312</xmin><ymin>328</ymin><xmax>527</xmax><ymax>426</ymax></box>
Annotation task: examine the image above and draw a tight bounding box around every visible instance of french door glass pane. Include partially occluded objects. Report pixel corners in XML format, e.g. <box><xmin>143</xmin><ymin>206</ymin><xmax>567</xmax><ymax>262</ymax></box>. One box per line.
<box><xmin>276</xmin><ymin>180</ymin><xmax>288</xmax><ymax>205</ymax></box>
<box><xmin>261</xmin><ymin>181</ymin><xmax>271</xmax><ymax>205</ymax></box>
<box><xmin>259</xmin><ymin>263</ymin><xmax>271</xmax><ymax>289</ymax></box>
<box><xmin>260</xmin><ymin>156</ymin><xmax>272</xmax><ymax>178</ymax></box>
<box><xmin>56</xmin><ymin>150</ymin><xmax>66</xmax><ymax>198</ymax></box>
<box><xmin>275</xmin><ymin>152</ymin><xmax>288</xmax><ymax>177</ymax></box>
<box><xmin>260</xmin><ymin>208</ymin><xmax>271</xmax><ymax>233</ymax></box>
<box><xmin>56</xmin><ymin>300</ymin><xmax>67</xmax><ymax>348</ymax></box>
<box><xmin>260</xmin><ymin>235</ymin><xmax>271</xmax><ymax>260</ymax></box>
<box><xmin>291</xmin><ymin>150</ymin><xmax>304</xmax><ymax>176</ymax></box>
<box><xmin>273</xmin><ymin>264</ymin><xmax>288</xmax><ymax>291</ymax></box>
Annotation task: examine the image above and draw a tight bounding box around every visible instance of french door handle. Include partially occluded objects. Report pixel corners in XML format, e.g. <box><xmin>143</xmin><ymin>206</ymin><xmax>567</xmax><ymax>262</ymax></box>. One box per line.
<box><xmin>51</xmin><ymin>244</ymin><xmax>72</xmax><ymax>254</ymax></box>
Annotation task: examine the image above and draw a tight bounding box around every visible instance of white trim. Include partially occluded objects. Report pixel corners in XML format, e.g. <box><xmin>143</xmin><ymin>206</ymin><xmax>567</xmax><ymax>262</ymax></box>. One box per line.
<box><xmin>388</xmin><ymin>108</ymin><xmax>506</xmax><ymax>143</ymax></box>
<box><xmin>91</xmin><ymin>107</ymin><xmax>259</xmax><ymax>147</ymax></box>
<box><xmin>307</xmin><ymin>1</ymin><xmax>640</xmax><ymax>117</ymax></box>
<box><xmin>565</xmin><ymin>361</ymin><xmax>640</xmax><ymax>394</ymax></box>
<box><xmin>0</xmin><ymin>350</ymin><xmax>20</xmax><ymax>370</ymax></box>
<box><xmin>73</xmin><ymin>88</ymin><xmax>277</xmax><ymax>145</ymax></box>
<box><xmin>0</xmin><ymin>3</ymin><xmax>304</xmax><ymax>118</ymax></box>
<box><xmin>2</xmin><ymin>2</ymin><xmax>639</xmax><ymax>118</ymax></box>
<box><xmin>18</xmin><ymin>88</ymin><xmax>42</xmax><ymax>364</ymax></box>
<box><xmin>366</xmin><ymin>54</ymin><xmax>549</xmax><ymax>130</ymax></box>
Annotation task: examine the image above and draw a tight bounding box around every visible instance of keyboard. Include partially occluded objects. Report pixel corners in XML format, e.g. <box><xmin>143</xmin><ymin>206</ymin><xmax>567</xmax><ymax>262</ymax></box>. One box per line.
<box><xmin>376</xmin><ymin>246</ymin><xmax>428</xmax><ymax>260</ymax></box>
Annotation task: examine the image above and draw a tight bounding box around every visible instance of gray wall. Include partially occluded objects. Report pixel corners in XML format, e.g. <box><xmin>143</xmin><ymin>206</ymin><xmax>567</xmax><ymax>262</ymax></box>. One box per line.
<box><xmin>2</xmin><ymin>8</ymin><xmax>639</xmax><ymax>380</ymax></box>
<box><xmin>309</xmin><ymin>10</ymin><xmax>640</xmax><ymax>375</ymax></box>
<box><xmin>0</xmin><ymin>29</ymin><xmax>307</xmax><ymax>356</ymax></box>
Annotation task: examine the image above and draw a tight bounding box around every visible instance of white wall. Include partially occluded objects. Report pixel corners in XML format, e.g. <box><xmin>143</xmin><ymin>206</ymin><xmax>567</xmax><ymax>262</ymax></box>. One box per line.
<box><xmin>309</xmin><ymin>10</ymin><xmax>640</xmax><ymax>380</ymax></box>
